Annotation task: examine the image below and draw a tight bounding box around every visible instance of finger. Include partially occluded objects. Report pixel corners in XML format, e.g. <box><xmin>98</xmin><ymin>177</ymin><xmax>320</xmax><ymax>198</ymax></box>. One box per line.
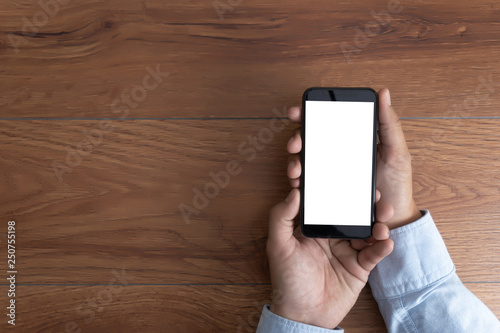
<box><xmin>287</xmin><ymin>106</ymin><xmax>302</xmax><ymax>123</ymax></box>
<box><xmin>330</xmin><ymin>239</ymin><xmax>366</xmax><ymax>278</ymax></box>
<box><xmin>287</xmin><ymin>129</ymin><xmax>302</xmax><ymax>154</ymax></box>
<box><xmin>287</xmin><ymin>155</ymin><xmax>301</xmax><ymax>180</ymax></box>
<box><xmin>350</xmin><ymin>223</ymin><xmax>389</xmax><ymax>251</ymax></box>
<box><xmin>268</xmin><ymin>189</ymin><xmax>300</xmax><ymax>247</ymax></box>
<box><xmin>330</xmin><ymin>239</ymin><xmax>357</xmax><ymax>264</ymax></box>
<box><xmin>289</xmin><ymin>177</ymin><xmax>300</xmax><ymax>188</ymax></box>
<box><xmin>350</xmin><ymin>238</ymin><xmax>370</xmax><ymax>251</ymax></box>
<box><xmin>376</xmin><ymin>200</ymin><xmax>394</xmax><ymax>223</ymax></box>
<box><xmin>358</xmin><ymin>239</ymin><xmax>394</xmax><ymax>272</ymax></box>
<box><xmin>372</xmin><ymin>222</ymin><xmax>390</xmax><ymax>241</ymax></box>
<box><xmin>377</xmin><ymin>88</ymin><xmax>408</xmax><ymax>152</ymax></box>
<box><xmin>351</xmin><ymin>199</ymin><xmax>392</xmax><ymax>251</ymax></box>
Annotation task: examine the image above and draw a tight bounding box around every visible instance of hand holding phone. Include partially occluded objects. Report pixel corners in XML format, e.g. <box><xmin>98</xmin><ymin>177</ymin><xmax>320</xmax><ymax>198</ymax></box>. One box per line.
<box><xmin>288</xmin><ymin>88</ymin><xmax>421</xmax><ymax>232</ymax></box>
<box><xmin>264</xmin><ymin>91</ymin><xmax>399</xmax><ymax>327</ymax></box>
<box><xmin>300</xmin><ymin>88</ymin><xmax>378</xmax><ymax>239</ymax></box>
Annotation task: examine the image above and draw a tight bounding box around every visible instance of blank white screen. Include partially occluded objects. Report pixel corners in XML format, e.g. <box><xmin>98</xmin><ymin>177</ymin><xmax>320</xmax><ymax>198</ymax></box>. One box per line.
<box><xmin>304</xmin><ymin>100</ymin><xmax>374</xmax><ymax>226</ymax></box>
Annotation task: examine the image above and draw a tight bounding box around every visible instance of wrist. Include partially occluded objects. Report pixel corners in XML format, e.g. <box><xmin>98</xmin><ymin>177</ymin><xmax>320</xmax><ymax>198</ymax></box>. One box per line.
<box><xmin>270</xmin><ymin>303</ymin><xmax>306</xmax><ymax>325</ymax></box>
<box><xmin>269</xmin><ymin>303</ymin><xmax>338</xmax><ymax>329</ymax></box>
<box><xmin>389</xmin><ymin>200</ymin><xmax>422</xmax><ymax>229</ymax></box>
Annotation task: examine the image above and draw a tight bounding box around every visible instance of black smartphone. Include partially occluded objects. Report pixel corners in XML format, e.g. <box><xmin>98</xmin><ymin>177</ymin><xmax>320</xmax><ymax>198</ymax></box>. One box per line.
<box><xmin>300</xmin><ymin>87</ymin><xmax>378</xmax><ymax>239</ymax></box>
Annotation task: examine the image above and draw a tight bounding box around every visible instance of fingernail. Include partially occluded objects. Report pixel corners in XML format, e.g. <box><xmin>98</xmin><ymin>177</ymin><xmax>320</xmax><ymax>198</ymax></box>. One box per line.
<box><xmin>288</xmin><ymin>134</ymin><xmax>295</xmax><ymax>145</ymax></box>
<box><xmin>288</xmin><ymin>160</ymin><xmax>295</xmax><ymax>172</ymax></box>
<box><xmin>387</xmin><ymin>89</ymin><xmax>391</xmax><ymax>106</ymax></box>
<box><xmin>285</xmin><ymin>190</ymin><xmax>295</xmax><ymax>203</ymax></box>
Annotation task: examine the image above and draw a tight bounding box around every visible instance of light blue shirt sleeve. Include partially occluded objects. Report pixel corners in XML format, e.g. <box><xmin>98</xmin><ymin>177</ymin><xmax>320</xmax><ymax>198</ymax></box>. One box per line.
<box><xmin>256</xmin><ymin>304</ymin><xmax>343</xmax><ymax>332</ymax></box>
<box><xmin>369</xmin><ymin>210</ymin><xmax>500</xmax><ymax>332</ymax></box>
<box><xmin>256</xmin><ymin>210</ymin><xmax>500</xmax><ymax>332</ymax></box>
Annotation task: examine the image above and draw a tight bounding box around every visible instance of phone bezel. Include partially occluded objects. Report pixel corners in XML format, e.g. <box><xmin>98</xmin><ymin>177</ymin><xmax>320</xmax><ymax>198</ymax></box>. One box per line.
<box><xmin>300</xmin><ymin>87</ymin><xmax>378</xmax><ymax>239</ymax></box>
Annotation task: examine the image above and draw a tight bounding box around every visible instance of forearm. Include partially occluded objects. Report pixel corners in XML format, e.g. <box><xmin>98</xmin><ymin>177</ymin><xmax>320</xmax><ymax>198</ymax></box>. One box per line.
<box><xmin>369</xmin><ymin>210</ymin><xmax>500</xmax><ymax>332</ymax></box>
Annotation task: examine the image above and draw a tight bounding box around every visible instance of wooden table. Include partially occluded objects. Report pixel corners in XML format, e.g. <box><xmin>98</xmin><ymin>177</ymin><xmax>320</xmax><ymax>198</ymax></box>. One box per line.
<box><xmin>1</xmin><ymin>0</ymin><xmax>499</xmax><ymax>331</ymax></box>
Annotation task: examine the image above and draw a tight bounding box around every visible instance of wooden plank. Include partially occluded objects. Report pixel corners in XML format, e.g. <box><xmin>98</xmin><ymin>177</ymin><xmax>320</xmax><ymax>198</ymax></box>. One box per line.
<box><xmin>0</xmin><ymin>285</ymin><xmax>385</xmax><ymax>332</ymax></box>
<box><xmin>0</xmin><ymin>119</ymin><xmax>293</xmax><ymax>284</ymax></box>
<box><xmin>1</xmin><ymin>1</ymin><xmax>499</xmax><ymax>331</ymax></box>
<box><xmin>0</xmin><ymin>283</ymin><xmax>497</xmax><ymax>332</ymax></box>
<box><xmin>1</xmin><ymin>1</ymin><xmax>500</xmax><ymax>118</ymax></box>
<box><xmin>0</xmin><ymin>119</ymin><xmax>498</xmax><ymax>284</ymax></box>
<box><xmin>406</xmin><ymin>119</ymin><xmax>500</xmax><ymax>281</ymax></box>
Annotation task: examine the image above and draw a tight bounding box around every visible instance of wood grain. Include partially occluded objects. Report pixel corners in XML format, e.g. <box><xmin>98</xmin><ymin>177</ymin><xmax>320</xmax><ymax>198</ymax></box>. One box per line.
<box><xmin>0</xmin><ymin>285</ymin><xmax>385</xmax><ymax>332</ymax></box>
<box><xmin>1</xmin><ymin>0</ymin><xmax>500</xmax><ymax>118</ymax></box>
<box><xmin>406</xmin><ymin>119</ymin><xmax>500</xmax><ymax>282</ymax></box>
<box><xmin>1</xmin><ymin>0</ymin><xmax>500</xmax><ymax>331</ymax></box>
<box><xmin>0</xmin><ymin>283</ymin><xmax>496</xmax><ymax>332</ymax></box>
<box><xmin>0</xmin><ymin>119</ymin><xmax>498</xmax><ymax>285</ymax></box>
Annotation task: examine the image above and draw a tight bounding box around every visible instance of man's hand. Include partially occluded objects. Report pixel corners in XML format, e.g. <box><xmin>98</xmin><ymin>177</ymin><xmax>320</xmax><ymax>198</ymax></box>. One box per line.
<box><xmin>267</xmin><ymin>189</ymin><xmax>393</xmax><ymax>328</ymax></box>
<box><xmin>287</xmin><ymin>88</ymin><xmax>421</xmax><ymax>229</ymax></box>
<box><xmin>267</xmin><ymin>88</ymin><xmax>424</xmax><ymax>328</ymax></box>
<box><xmin>375</xmin><ymin>88</ymin><xmax>422</xmax><ymax>228</ymax></box>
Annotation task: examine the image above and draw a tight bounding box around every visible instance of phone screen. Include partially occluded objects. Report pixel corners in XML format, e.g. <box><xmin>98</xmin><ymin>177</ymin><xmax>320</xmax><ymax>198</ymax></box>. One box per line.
<box><xmin>301</xmin><ymin>88</ymin><xmax>377</xmax><ymax>238</ymax></box>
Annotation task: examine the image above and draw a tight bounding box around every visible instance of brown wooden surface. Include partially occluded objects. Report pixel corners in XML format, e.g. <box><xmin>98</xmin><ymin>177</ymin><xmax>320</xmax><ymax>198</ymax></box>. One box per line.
<box><xmin>1</xmin><ymin>0</ymin><xmax>499</xmax><ymax>332</ymax></box>
<box><xmin>0</xmin><ymin>284</ymin><xmax>498</xmax><ymax>332</ymax></box>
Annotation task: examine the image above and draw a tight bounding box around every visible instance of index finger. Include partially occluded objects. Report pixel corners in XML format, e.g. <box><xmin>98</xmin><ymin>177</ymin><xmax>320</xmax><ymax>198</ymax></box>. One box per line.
<box><xmin>288</xmin><ymin>106</ymin><xmax>302</xmax><ymax>123</ymax></box>
<box><xmin>377</xmin><ymin>88</ymin><xmax>408</xmax><ymax>152</ymax></box>
<box><xmin>268</xmin><ymin>189</ymin><xmax>300</xmax><ymax>249</ymax></box>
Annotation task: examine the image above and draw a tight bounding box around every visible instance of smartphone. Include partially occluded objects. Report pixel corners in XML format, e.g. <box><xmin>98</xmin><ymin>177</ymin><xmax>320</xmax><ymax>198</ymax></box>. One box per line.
<box><xmin>300</xmin><ymin>87</ymin><xmax>378</xmax><ymax>239</ymax></box>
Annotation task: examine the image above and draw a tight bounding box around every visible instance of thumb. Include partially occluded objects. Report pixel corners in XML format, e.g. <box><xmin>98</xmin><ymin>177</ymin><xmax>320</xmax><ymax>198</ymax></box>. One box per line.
<box><xmin>268</xmin><ymin>189</ymin><xmax>300</xmax><ymax>248</ymax></box>
<box><xmin>358</xmin><ymin>239</ymin><xmax>394</xmax><ymax>272</ymax></box>
<box><xmin>378</xmin><ymin>88</ymin><xmax>408</xmax><ymax>152</ymax></box>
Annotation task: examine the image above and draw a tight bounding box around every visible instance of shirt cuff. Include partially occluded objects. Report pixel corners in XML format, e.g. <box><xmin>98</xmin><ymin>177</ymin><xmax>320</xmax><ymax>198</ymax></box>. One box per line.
<box><xmin>368</xmin><ymin>210</ymin><xmax>455</xmax><ymax>300</ymax></box>
<box><xmin>256</xmin><ymin>305</ymin><xmax>344</xmax><ymax>333</ymax></box>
